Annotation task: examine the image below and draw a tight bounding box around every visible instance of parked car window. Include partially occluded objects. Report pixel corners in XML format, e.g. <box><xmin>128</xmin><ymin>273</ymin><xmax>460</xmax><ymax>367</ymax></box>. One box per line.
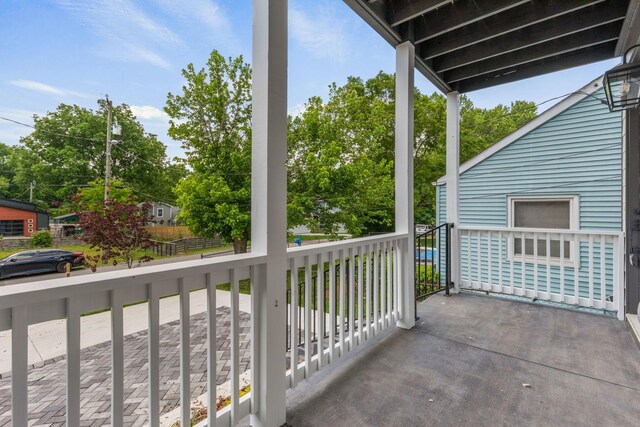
<box><xmin>12</xmin><ymin>251</ymin><xmax>37</xmax><ymax>260</ymax></box>
<box><xmin>37</xmin><ymin>250</ymin><xmax>61</xmax><ymax>257</ymax></box>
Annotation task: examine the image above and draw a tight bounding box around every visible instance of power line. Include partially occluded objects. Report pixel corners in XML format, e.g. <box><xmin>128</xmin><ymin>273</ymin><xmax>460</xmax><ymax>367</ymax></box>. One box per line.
<box><xmin>459</xmin><ymin>90</ymin><xmax>605</xmax><ymax>130</ymax></box>
<box><xmin>120</xmin><ymin>185</ymin><xmax>176</xmax><ymax>207</ymax></box>
<box><xmin>458</xmin><ymin>175</ymin><xmax>621</xmax><ymax>202</ymax></box>
<box><xmin>0</xmin><ymin>114</ymin><xmax>177</xmax><ymax>175</ymax></box>
<box><xmin>462</xmin><ymin>142</ymin><xmax>620</xmax><ymax>179</ymax></box>
<box><xmin>0</xmin><ymin>115</ymin><xmax>104</xmax><ymax>144</ymax></box>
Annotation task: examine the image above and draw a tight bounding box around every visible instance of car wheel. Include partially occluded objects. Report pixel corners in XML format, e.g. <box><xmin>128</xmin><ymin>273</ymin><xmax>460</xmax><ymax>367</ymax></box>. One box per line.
<box><xmin>56</xmin><ymin>261</ymin><xmax>72</xmax><ymax>273</ymax></box>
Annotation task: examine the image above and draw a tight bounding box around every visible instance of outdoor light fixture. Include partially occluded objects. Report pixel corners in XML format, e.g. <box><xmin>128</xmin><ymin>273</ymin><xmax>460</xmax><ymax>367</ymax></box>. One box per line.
<box><xmin>604</xmin><ymin>44</ymin><xmax>640</xmax><ymax>112</ymax></box>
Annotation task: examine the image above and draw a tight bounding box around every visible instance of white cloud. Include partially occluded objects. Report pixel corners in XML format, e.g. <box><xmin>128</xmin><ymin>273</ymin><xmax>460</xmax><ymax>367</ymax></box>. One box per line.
<box><xmin>290</xmin><ymin>6</ymin><xmax>347</xmax><ymax>61</ymax></box>
<box><xmin>130</xmin><ymin>105</ymin><xmax>168</xmax><ymax>121</ymax></box>
<box><xmin>9</xmin><ymin>80</ymin><xmax>93</xmax><ymax>99</ymax></box>
<box><xmin>54</xmin><ymin>0</ymin><xmax>177</xmax><ymax>68</ymax></box>
<box><xmin>153</xmin><ymin>0</ymin><xmax>230</xmax><ymax>34</ymax></box>
<box><xmin>288</xmin><ymin>103</ymin><xmax>307</xmax><ymax>118</ymax></box>
<box><xmin>123</xmin><ymin>44</ymin><xmax>172</xmax><ymax>70</ymax></box>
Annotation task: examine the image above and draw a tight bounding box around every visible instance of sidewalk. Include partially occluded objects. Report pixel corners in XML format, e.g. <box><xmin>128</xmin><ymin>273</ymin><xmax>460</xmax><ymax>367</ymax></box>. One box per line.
<box><xmin>0</xmin><ymin>289</ymin><xmax>252</xmax><ymax>375</ymax></box>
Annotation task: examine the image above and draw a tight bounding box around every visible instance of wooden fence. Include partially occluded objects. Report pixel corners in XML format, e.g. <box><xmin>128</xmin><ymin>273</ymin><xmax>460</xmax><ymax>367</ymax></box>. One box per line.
<box><xmin>150</xmin><ymin>237</ymin><xmax>222</xmax><ymax>256</ymax></box>
<box><xmin>144</xmin><ymin>226</ymin><xmax>191</xmax><ymax>240</ymax></box>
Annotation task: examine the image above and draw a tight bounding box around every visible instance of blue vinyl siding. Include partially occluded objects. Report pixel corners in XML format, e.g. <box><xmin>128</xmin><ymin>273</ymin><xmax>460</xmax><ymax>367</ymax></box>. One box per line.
<box><xmin>436</xmin><ymin>90</ymin><xmax>621</xmax><ymax>229</ymax></box>
<box><xmin>434</xmin><ymin>89</ymin><xmax>622</xmax><ymax>302</ymax></box>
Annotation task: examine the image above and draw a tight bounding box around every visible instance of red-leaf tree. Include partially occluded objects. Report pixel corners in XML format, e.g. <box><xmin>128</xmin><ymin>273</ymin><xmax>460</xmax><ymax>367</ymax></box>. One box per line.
<box><xmin>78</xmin><ymin>199</ymin><xmax>154</xmax><ymax>270</ymax></box>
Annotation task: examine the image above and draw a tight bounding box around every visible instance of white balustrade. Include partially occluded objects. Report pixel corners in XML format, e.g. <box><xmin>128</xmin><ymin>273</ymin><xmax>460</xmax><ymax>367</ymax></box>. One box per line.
<box><xmin>458</xmin><ymin>226</ymin><xmax>624</xmax><ymax>319</ymax></box>
<box><xmin>0</xmin><ymin>253</ymin><xmax>263</xmax><ymax>427</ymax></box>
<box><xmin>285</xmin><ymin>233</ymin><xmax>407</xmax><ymax>389</ymax></box>
<box><xmin>0</xmin><ymin>233</ymin><xmax>408</xmax><ymax>426</ymax></box>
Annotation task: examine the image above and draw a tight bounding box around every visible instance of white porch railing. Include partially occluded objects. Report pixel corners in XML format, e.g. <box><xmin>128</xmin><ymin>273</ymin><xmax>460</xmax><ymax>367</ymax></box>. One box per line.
<box><xmin>457</xmin><ymin>226</ymin><xmax>625</xmax><ymax>319</ymax></box>
<box><xmin>285</xmin><ymin>233</ymin><xmax>407</xmax><ymax>389</ymax></box>
<box><xmin>0</xmin><ymin>232</ymin><xmax>407</xmax><ymax>427</ymax></box>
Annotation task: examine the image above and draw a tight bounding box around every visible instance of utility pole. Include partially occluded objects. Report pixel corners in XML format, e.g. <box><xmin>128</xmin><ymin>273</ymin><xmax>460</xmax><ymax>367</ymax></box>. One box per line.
<box><xmin>29</xmin><ymin>181</ymin><xmax>35</xmax><ymax>202</ymax></box>
<box><xmin>104</xmin><ymin>96</ymin><xmax>113</xmax><ymax>201</ymax></box>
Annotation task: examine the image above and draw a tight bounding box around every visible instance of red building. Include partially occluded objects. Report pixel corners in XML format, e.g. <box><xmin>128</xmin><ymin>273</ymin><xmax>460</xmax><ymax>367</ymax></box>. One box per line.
<box><xmin>0</xmin><ymin>199</ymin><xmax>50</xmax><ymax>237</ymax></box>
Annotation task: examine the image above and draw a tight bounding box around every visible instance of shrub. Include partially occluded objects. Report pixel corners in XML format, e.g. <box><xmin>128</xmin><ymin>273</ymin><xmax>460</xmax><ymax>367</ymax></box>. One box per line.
<box><xmin>31</xmin><ymin>230</ymin><xmax>52</xmax><ymax>248</ymax></box>
<box><xmin>416</xmin><ymin>265</ymin><xmax>440</xmax><ymax>284</ymax></box>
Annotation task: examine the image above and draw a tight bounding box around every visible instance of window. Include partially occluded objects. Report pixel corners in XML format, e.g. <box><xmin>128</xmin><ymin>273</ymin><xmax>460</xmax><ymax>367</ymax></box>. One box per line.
<box><xmin>12</xmin><ymin>251</ymin><xmax>36</xmax><ymax>260</ymax></box>
<box><xmin>0</xmin><ymin>220</ymin><xmax>24</xmax><ymax>236</ymax></box>
<box><xmin>156</xmin><ymin>208</ymin><xmax>164</xmax><ymax>218</ymax></box>
<box><xmin>508</xmin><ymin>196</ymin><xmax>578</xmax><ymax>261</ymax></box>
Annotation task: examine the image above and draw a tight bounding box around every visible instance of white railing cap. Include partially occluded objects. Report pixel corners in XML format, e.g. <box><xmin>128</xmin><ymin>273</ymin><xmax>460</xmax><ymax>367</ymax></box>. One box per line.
<box><xmin>0</xmin><ymin>252</ymin><xmax>266</xmax><ymax>310</ymax></box>
<box><xmin>457</xmin><ymin>225</ymin><xmax>624</xmax><ymax>237</ymax></box>
<box><xmin>286</xmin><ymin>232</ymin><xmax>408</xmax><ymax>258</ymax></box>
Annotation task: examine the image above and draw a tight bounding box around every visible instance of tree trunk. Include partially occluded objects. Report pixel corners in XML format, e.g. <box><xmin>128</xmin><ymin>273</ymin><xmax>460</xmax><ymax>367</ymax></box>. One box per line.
<box><xmin>233</xmin><ymin>238</ymin><xmax>248</xmax><ymax>254</ymax></box>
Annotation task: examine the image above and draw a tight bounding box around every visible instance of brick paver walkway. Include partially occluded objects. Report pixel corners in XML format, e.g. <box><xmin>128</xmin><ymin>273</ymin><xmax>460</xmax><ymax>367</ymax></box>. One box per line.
<box><xmin>0</xmin><ymin>307</ymin><xmax>251</xmax><ymax>426</ymax></box>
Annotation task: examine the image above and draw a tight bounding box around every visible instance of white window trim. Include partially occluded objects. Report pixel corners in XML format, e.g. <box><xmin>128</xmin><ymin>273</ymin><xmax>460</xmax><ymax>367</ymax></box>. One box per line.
<box><xmin>156</xmin><ymin>208</ymin><xmax>164</xmax><ymax>218</ymax></box>
<box><xmin>506</xmin><ymin>195</ymin><xmax>579</xmax><ymax>267</ymax></box>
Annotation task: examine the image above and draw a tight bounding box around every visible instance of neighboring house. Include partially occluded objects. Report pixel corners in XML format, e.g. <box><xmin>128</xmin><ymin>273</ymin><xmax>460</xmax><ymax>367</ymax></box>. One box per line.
<box><xmin>51</xmin><ymin>213</ymin><xmax>80</xmax><ymax>237</ymax></box>
<box><xmin>0</xmin><ymin>198</ymin><xmax>49</xmax><ymax>237</ymax></box>
<box><xmin>141</xmin><ymin>201</ymin><xmax>180</xmax><ymax>226</ymax></box>
<box><xmin>435</xmin><ymin>76</ymin><xmax>624</xmax><ymax>315</ymax></box>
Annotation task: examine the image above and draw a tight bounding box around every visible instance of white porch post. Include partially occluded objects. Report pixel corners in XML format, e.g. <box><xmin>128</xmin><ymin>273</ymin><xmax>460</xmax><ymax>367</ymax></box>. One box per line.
<box><xmin>250</xmin><ymin>0</ymin><xmax>288</xmax><ymax>426</ymax></box>
<box><xmin>395</xmin><ymin>41</ymin><xmax>416</xmax><ymax>329</ymax></box>
<box><xmin>446</xmin><ymin>92</ymin><xmax>461</xmax><ymax>293</ymax></box>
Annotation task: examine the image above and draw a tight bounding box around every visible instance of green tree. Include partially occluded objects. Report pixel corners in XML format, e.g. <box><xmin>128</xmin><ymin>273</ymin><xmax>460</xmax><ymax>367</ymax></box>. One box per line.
<box><xmin>15</xmin><ymin>102</ymin><xmax>170</xmax><ymax>206</ymax></box>
<box><xmin>0</xmin><ymin>142</ymin><xmax>16</xmax><ymax>198</ymax></box>
<box><xmin>289</xmin><ymin>72</ymin><xmax>538</xmax><ymax>230</ymax></box>
<box><xmin>74</xmin><ymin>179</ymin><xmax>136</xmax><ymax>211</ymax></box>
<box><xmin>156</xmin><ymin>161</ymin><xmax>189</xmax><ymax>205</ymax></box>
<box><xmin>166</xmin><ymin>50</ymin><xmax>252</xmax><ymax>253</ymax></box>
<box><xmin>288</xmin><ymin>74</ymin><xmax>396</xmax><ymax>237</ymax></box>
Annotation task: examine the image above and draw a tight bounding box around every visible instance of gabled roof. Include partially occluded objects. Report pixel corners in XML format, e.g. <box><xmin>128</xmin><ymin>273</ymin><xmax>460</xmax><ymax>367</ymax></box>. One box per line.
<box><xmin>435</xmin><ymin>75</ymin><xmax>606</xmax><ymax>185</ymax></box>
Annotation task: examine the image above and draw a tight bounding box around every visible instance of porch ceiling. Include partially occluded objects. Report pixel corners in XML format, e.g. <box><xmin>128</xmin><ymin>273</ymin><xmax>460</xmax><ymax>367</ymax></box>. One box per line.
<box><xmin>344</xmin><ymin>0</ymin><xmax>638</xmax><ymax>93</ymax></box>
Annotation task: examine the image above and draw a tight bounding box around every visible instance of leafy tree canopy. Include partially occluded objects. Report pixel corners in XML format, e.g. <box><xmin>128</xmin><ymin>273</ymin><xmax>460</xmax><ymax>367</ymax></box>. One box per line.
<box><xmin>289</xmin><ymin>72</ymin><xmax>538</xmax><ymax>231</ymax></box>
<box><xmin>166</xmin><ymin>50</ymin><xmax>252</xmax><ymax>253</ymax></box>
<box><xmin>73</xmin><ymin>179</ymin><xmax>136</xmax><ymax>212</ymax></box>
<box><xmin>78</xmin><ymin>198</ymin><xmax>154</xmax><ymax>269</ymax></box>
<box><xmin>12</xmin><ymin>101</ymin><xmax>178</xmax><ymax>209</ymax></box>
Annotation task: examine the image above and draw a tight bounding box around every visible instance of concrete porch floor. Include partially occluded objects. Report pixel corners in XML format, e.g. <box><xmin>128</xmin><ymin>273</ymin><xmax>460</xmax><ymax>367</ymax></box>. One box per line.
<box><xmin>286</xmin><ymin>292</ymin><xmax>640</xmax><ymax>426</ymax></box>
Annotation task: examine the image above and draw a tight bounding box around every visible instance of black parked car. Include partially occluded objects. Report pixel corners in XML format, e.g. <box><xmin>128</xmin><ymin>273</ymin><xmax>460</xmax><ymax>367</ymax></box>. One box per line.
<box><xmin>0</xmin><ymin>249</ymin><xmax>85</xmax><ymax>279</ymax></box>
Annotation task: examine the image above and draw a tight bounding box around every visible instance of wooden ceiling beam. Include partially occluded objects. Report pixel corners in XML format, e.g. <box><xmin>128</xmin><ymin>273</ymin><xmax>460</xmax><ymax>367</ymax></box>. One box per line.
<box><xmin>413</xmin><ymin>0</ymin><xmax>530</xmax><ymax>44</ymax></box>
<box><xmin>420</xmin><ymin>0</ymin><xmax>606</xmax><ymax>60</ymax></box>
<box><xmin>444</xmin><ymin>22</ymin><xmax>621</xmax><ymax>84</ymax></box>
<box><xmin>388</xmin><ymin>0</ymin><xmax>452</xmax><ymax>26</ymax></box>
<box><xmin>453</xmin><ymin>41</ymin><xmax>616</xmax><ymax>93</ymax></box>
<box><xmin>433</xmin><ymin>3</ymin><xmax>628</xmax><ymax>73</ymax></box>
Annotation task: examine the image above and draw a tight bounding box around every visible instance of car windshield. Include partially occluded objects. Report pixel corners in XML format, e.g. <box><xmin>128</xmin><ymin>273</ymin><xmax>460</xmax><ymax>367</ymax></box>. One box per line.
<box><xmin>2</xmin><ymin>252</ymin><xmax>36</xmax><ymax>261</ymax></box>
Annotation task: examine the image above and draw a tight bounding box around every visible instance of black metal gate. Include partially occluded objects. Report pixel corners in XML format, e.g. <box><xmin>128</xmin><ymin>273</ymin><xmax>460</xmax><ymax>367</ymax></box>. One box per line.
<box><xmin>415</xmin><ymin>223</ymin><xmax>451</xmax><ymax>301</ymax></box>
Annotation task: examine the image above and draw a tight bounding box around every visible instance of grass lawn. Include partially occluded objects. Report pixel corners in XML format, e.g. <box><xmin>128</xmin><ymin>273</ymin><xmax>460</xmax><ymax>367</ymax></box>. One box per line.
<box><xmin>287</xmin><ymin>234</ymin><xmax>345</xmax><ymax>243</ymax></box>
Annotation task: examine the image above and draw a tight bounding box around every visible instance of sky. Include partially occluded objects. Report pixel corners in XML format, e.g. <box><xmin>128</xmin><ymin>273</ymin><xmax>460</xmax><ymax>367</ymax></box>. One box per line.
<box><xmin>0</xmin><ymin>0</ymin><xmax>621</xmax><ymax>158</ymax></box>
